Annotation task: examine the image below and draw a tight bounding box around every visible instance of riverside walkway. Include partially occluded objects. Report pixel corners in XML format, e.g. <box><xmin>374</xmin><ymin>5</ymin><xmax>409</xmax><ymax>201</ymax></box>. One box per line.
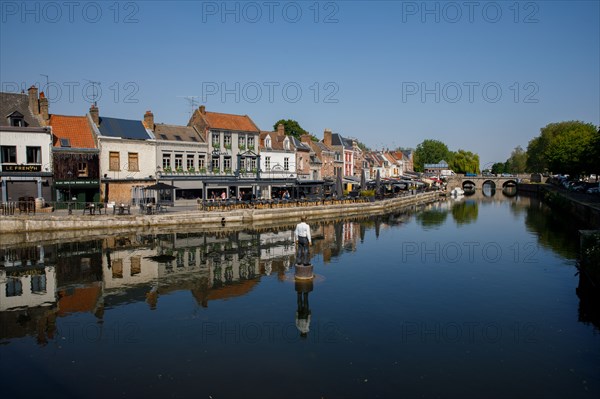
<box><xmin>0</xmin><ymin>191</ymin><xmax>441</xmax><ymax>235</ymax></box>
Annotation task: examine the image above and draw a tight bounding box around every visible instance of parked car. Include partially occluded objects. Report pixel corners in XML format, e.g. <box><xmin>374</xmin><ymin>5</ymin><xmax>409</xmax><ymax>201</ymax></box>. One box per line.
<box><xmin>587</xmin><ymin>187</ymin><xmax>600</xmax><ymax>194</ymax></box>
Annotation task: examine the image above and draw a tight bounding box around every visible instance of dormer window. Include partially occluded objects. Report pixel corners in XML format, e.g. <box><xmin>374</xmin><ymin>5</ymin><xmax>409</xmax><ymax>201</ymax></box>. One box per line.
<box><xmin>7</xmin><ymin>111</ymin><xmax>26</xmax><ymax>127</ymax></box>
<box><xmin>60</xmin><ymin>138</ymin><xmax>71</xmax><ymax>147</ymax></box>
<box><xmin>284</xmin><ymin>137</ymin><xmax>290</xmax><ymax>151</ymax></box>
<box><xmin>265</xmin><ymin>136</ymin><xmax>271</xmax><ymax>149</ymax></box>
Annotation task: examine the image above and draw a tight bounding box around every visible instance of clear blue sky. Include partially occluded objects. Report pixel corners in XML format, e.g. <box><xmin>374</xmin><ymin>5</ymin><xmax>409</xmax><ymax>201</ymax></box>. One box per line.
<box><xmin>2</xmin><ymin>0</ymin><xmax>598</xmax><ymax>167</ymax></box>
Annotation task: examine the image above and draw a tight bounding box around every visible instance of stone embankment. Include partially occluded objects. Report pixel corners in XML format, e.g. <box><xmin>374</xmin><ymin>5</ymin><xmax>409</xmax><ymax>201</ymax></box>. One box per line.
<box><xmin>518</xmin><ymin>183</ymin><xmax>600</xmax><ymax>227</ymax></box>
<box><xmin>0</xmin><ymin>192</ymin><xmax>441</xmax><ymax>234</ymax></box>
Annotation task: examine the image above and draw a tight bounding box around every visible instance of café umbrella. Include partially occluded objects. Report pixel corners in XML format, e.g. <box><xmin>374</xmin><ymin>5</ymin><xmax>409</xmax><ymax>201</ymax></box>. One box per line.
<box><xmin>144</xmin><ymin>182</ymin><xmax>179</xmax><ymax>205</ymax></box>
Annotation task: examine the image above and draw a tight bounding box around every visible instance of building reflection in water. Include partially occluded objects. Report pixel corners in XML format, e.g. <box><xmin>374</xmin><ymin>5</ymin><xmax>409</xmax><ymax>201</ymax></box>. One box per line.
<box><xmin>18</xmin><ymin>201</ymin><xmax>594</xmax><ymax>346</ymax></box>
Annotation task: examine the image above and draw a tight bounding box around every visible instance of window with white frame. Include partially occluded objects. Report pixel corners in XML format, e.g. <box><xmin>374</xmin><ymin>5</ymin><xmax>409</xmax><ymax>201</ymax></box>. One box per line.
<box><xmin>238</xmin><ymin>135</ymin><xmax>246</xmax><ymax>148</ymax></box>
<box><xmin>265</xmin><ymin>136</ymin><xmax>271</xmax><ymax>149</ymax></box>
<box><xmin>186</xmin><ymin>154</ymin><xmax>195</xmax><ymax>170</ymax></box>
<box><xmin>162</xmin><ymin>154</ymin><xmax>171</xmax><ymax>169</ymax></box>
<box><xmin>211</xmin><ymin>157</ymin><xmax>220</xmax><ymax>171</ymax></box>
<box><xmin>247</xmin><ymin>136</ymin><xmax>255</xmax><ymax>149</ymax></box>
<box><xmin>224</xmin><ymin>134</ymin><xmax>231</xmax><ymax>148</ymax></box>
<box><xmin>212</xmin><ymin>132</ymin><xmax>220</xmax><ymax>146</ymax></box>
<box><xmin>223</xmin><ymin>157</ymin><xmax>231</xmax><ymax>171</ymax></box>
<box><xmin>284</xmin><ymin>157</ymin><xmax>289</xmax><ymax>171</ymax></box>
<box><xmin>198</xmin><ymin>156</ymin><xmax>205</xmax><ymax>169</ymax></box>
<box><xmin>175</xmin><ymin>154</ymin><xmax>183</xmax><ymax>170</ymax></box>
<box><xmin>265</xmin><ymin>156</ymin><xmax>271</xmax><ymax>171</ymax></box>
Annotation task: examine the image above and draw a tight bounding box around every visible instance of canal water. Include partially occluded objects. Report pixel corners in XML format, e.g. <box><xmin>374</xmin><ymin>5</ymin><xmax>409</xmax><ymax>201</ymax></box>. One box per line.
<box><xmin>1</xmin><ymin>195</ymin><xmax>598</xmax><ymax>398</ymax></box>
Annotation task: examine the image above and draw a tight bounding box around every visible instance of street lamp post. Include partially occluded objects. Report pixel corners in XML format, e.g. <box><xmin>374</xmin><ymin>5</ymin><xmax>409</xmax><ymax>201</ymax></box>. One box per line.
<box><xmin>67</xmin><ymin>170</ymin><xmax>73</xmax><ymax>214</ymax></box>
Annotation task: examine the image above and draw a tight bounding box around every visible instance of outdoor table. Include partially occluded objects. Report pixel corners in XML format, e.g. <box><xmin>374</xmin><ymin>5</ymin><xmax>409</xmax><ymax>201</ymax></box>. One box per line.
<box><xmin>83</xmin><ymin>203</ymin><xmax>96</xmax><ymax>215</ymax></box>
<box><xmin>113</xmin><ymin>204</ymin><xmax>130</xmax><ymax>215</ymax></box>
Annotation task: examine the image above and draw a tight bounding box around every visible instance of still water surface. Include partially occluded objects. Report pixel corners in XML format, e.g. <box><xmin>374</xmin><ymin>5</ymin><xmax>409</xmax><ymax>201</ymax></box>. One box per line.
<box><xmin>1</xmin><ymin>195</ymin><xmax>598</xmax><ymax>398</ymax></box>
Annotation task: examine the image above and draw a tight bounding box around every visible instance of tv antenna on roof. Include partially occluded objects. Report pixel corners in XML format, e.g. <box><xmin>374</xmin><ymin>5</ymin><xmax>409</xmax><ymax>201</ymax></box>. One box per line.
<box><xmin>84</xmin><ymin>79</ymin><xmax>101</xmax><ymax>105</ymax></box>
<box><xmin>177</xmin><ymin>96</ymin><xmax>199</xmax><ymax>119</ymax></box>
<box><xmin>40</xmin><ymin>74</ymin><xmax>49</xmax><ymax>90</ymax></box>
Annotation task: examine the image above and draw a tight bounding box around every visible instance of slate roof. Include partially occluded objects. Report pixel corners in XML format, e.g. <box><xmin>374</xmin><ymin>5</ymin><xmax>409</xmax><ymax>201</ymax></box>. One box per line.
<box><xmin>98</xmin><ymin>116</ymin><xmax>152</xmax><ymax>140</ymax></box>
<box><xmin>291</xmin><ymin>136</ymin><xmax>310</xmax><ymax>152</ymax></box>
<box><xmin>0</xmin><ymin>92</ymin><xmax>41</xmax><ymax>127</ymax></box>
<box><xmin>315</xmin><ymin>142</ymin><xmax>334</xmax><ymax>153</ymax></box>
<box><xmin>50</xmin><ymin>115</ymin><xmax>97</xmax><ymax>148</ymax></box>
<box><xmin>331</xmin><ymin>133</ymin><xmax>353</xmax><ymax>149</ymax></box>
<box><xmin>154</xmin><ymin>124</ymin><xmax>205</xmax><ymax>143</ymax></box>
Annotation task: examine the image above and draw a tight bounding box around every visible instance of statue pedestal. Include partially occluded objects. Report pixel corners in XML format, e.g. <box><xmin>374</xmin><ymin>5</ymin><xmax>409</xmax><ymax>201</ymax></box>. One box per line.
<box><xmin>295</xmin><ymin>264</ymin><xmax>314</xmax><ymax>280</ymax></box>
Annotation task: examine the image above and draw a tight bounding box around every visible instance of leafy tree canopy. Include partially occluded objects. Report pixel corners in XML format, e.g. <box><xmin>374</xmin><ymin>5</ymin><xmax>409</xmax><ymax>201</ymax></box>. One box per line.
<box><xmin>273</xmin><ymin>119</ymin><xmax>308</xmax><ymax>140</ymax></box>
<box><xmin>505</xmin><ymin>145</ymin><xmax>528</xmax><ymax>173</ymax></box>
<box><xmin>491</xmin><ymin>162</ymin><xmax>505</xmax><ymax>175</ymax></box>
<box><xmin>414</xmin><ymin>139</ymin><xmax>452</xmax><ymax>172</ymax></box>
<box><xmin>526</xmin><ymin>121</ymin><xmax>598</xmax><ymax>176</ymax></box>
<box><xmin>449</xmin><ymin>149</ymin><xmax>480</xmax><ymax>174</ymax></box>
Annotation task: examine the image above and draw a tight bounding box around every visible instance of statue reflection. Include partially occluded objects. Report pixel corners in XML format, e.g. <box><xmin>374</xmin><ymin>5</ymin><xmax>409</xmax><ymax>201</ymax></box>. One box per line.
<box><xmin>295</xmin><ymin>279</ymin><xmax>313</xmax><ymax>338</ymax></box>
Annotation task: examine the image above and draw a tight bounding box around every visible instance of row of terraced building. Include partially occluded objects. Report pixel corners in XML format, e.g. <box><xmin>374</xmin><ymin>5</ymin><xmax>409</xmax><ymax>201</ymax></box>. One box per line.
<box><xmin>0</xmin><ymin>86</ymin><xmax>414</xmax><ymax>206</ymax></box>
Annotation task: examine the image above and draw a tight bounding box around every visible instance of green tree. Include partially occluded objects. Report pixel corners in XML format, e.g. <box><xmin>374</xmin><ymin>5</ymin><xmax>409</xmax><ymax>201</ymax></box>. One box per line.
<box><xmin>273</xmin><ymin>119</ymin><xmax>307</xmax><ymax>140</ymax></box>
<box><xmin>491</xmin><ymin>162</ymin><xmax>505</xmax><ymax>175</ymax></box>
<box><xmin>505</xmin><ymin>145</ymin><xmax>528</xmax><ymax>173</ymax></box>
<box><xmin>448</xmin><ymin>149</ymin><xmax>480</xmax><ymax>174</ymax></box>
<box><xmin>526</xmin><ymin>121</ymin><xmax>598</xmax><ymax>176</ymax></box>
<box><xmin>414</xmin><ymin>139</ymin><xmax>451</xmax><ymax>172</ymax></box>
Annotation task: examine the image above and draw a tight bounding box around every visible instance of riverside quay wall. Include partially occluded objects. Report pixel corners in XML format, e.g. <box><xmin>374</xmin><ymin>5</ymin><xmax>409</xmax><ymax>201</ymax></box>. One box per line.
<box><xmin>0</xmin><ymin>192</ymin><xmax>441</xmax><ymax>234</ymax></box>
<box><xmin>518</xmin><ymin>183</ymin><xmax>600</xmax><ymax>227</ymax></box>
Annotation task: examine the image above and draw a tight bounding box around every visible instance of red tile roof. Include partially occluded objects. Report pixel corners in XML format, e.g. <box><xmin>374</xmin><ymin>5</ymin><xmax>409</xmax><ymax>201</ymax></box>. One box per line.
<box><xmin>204</xmin><ymin>111</ymin><xmax>260</xmax><ymax>132</ymax></box>
<box><xmin>50</xmin><ymin>114</ymin><xmax>97</xmax><ymax>148</ymax></box>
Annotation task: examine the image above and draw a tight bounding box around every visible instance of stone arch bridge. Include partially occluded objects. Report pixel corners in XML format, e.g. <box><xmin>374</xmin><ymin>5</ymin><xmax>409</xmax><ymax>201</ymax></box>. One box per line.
<box><xmin>446</xmin><ymin>176</ymin><xmax>520</xmax><ymax>191</ymax></box>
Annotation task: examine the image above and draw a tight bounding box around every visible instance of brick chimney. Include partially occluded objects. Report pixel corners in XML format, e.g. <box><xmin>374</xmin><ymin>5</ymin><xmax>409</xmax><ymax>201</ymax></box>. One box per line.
<box><xmin>324</xmin><ymin>129</ymin><xmax>332</xmax><ymax>146</ymax></box>
<box><xmin>199</xmin><ymin>105</ymin><xmax>206</xmax><ymax>115</ymax></box>
<box><xmin>277</xmin><ymin>123</ymin><xmax>285</xmax><ymax>136</ymax></box>
<box><xmin>39</xmin><ymin>92</ymin><xmax>49</xmax><ymax>124</ymax></box>
<box><xmin>301</xmin><ymin>134</ymin><xmax>312</xmax><ymax>144</ymax></box>
<box><xmin>89</xmin><ymin>104</ymin><xmax>99</xmax><ymax>127</ymax></box>
<box><xmin>28</xmin><ymin>85</ymin><xmax>39</xmax><ymax>115</ymax></box>
<box><xmin>144</xmin><ymin>110</ymin><xmax>154</xmax><ymax>131</ymax></box>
